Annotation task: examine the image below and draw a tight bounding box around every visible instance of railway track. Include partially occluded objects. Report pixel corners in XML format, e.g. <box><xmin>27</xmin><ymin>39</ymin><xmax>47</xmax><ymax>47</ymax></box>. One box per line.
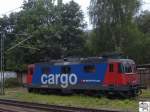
<box><xmin>0</xmin><ymin>99</ymin><xmax>125</xmax><ymax>112</ymax></box>
<box><xmin>0</xmin><ymin>108</ymin><xmax>16</xmax><ymax>112</ymax></box>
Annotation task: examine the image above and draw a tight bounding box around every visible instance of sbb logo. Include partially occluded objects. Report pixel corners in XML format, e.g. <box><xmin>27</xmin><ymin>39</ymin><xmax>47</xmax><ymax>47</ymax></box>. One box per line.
<box><xmin>41</xmin><ymin>73</ymin><xmax>78</xmax><ymax>88</ymax></box>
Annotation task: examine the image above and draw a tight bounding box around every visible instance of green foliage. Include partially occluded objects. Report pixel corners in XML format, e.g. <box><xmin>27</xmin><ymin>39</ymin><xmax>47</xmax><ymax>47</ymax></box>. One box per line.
<box><xmin>136</xmin><ymin>10</ymin><xmax>150</xmax><ymax>34</ymax></box>
<box><xmin>89</xmin><ymin>0</ymin><xmax>140</xmax><ymax>26</ymax></box>
<box><xmin>88</xmin><ymin>0</ymin><xmax>150</xmax><ymax>64</ymax></box>
<box><xmin>89</xmin><ymin>0</ymin><xmax>141</xmax><ymax>53</ymax></box>
<box><xmin>1</xmin><ymin>0</ymin><xmax>150</xmax><ymax>71</ymax></box>
<box><xmin>5</xmin><ymin>78</ymin><xmax>21</xmax><ymax>88</ymax></box>
<box><xmin>2</xmin><ymin>0</ymin><xmax>85</xmax><ymax>71</ymax></box>
<box><xmin>133</xmin><ymin>10</ymin><xmax>150</xmax><ymax>64</ymax></box>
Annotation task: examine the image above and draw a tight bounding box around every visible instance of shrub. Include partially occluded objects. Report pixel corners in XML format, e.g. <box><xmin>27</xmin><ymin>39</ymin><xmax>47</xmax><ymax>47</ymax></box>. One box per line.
<box><xmin>4</xmin><ymin>78</ymin><xmax>21</xmax><ymax>88</ymax></box>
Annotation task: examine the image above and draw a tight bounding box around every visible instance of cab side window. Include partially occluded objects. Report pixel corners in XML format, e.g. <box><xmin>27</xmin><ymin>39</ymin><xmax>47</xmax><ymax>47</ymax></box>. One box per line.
<box><xmin>42</xmin><ymin>67</ymin><xmax>49</xmax><ymax>74</ymax></box>
<box><xmin>109</xmin><ymin>64</ymin><xmax>114</xmax><ymax>72</ymax></box>
<box><xmin>84</xmin><ymin>65</ymin><xmax>96</xmax><ymax>73</ymax></box>
<box><xmin>118</xmin><ymin>63</ymin><xmax>124</xmax><ymax>73</ymax></box>
<box><xmin>61</xmin><ymin>66</ymin><xmax>71</xmax><ymax>74</ymax></box>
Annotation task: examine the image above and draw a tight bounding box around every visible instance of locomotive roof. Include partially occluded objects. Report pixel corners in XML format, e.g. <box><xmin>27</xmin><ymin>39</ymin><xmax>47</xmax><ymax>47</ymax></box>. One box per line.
<box><xmin>34</xmin><ymin>57</ymin><xmax>135</xmax><ymax>66</ymax></box>
<box><xmin>35</xmin><ymin>57</ymin><xmax>107</xmax><ymax>65</ymax></box>
<box><xmin>108</xmin><ymin>59</ymin><xmax>135</xmax><ymax>63</ymax></box>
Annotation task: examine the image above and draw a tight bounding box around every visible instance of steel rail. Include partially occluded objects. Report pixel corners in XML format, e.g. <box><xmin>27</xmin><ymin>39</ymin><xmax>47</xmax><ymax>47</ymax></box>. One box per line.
<box><xmin>0</xmin><ymin>108</ymin><xmax>17</xmax><ymax>112</ymax></box>
<box><xmin>0</xmin><ymin>99</ymin><xmax>124</xmax><ymax>112</ymax></box>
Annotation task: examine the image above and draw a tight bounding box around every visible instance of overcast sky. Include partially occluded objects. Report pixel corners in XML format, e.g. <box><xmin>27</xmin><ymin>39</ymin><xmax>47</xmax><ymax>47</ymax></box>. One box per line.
<box><xmin>0</xmin><ymin>0</ymin><xmax>150</xmax><ymax>29</ymax></box>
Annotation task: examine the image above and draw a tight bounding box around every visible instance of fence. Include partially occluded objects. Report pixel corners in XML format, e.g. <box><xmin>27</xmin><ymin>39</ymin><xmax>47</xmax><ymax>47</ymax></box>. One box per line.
<box><xmin>137</xmin><ymin>64</ymin><xmax>150</xmax><ymax>89</ymax></box>
<box><xmin>0</xmin><ymin>72</ymin><xmax>17</xmax><ymax>81</ymax></box>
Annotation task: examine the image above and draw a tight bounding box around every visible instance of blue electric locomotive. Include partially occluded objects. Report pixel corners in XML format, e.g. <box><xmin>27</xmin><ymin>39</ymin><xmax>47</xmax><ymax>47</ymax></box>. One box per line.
<box><xmin>26</xmin><ymin>57</ymin><xmax>141</xmax><ymax>97</ymax></box>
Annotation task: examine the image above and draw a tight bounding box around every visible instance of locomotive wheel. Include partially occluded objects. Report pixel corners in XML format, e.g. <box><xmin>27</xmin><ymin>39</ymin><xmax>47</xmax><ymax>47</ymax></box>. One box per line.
<box><xmin>131</xmin><ymin>89</ymin><xmax>142</xmax><ymax>97</ymax></box>
<box><xmin>119</xmin><ymin>91</ymin><xmax>132</xmax><ymax>98</ymax></box>
<box><xmin>129</xmin><ymin>90</ymin><xmax>141</xmax><ymax>97</ymax></box>
<box><xmin>104</xmin><ymin>91</ymin><xmax>114</xmax><ymax>98</ymax></box>
<box><xmin>61</xmin><ymin>89</ymin><xmax>73</xmax><ymax>95</ymax></box>
<box><xmin>84</xmin><ymin>91</ymin><xmax>94</xmax><ymax>96</ymax></box>
<box><xmin>121</xmin><ymin>90</ymin><xmax>138</xmax><ymax>98</ymax></box>
<box><xmin>32</xmin><ymin>88</ymin><xmax>40</xmax><ymax>93</ymax></box>
<box><xmin>27</xmin><ymin>88</ymin><xmax>33</xmax><ymax>93</ymax></box>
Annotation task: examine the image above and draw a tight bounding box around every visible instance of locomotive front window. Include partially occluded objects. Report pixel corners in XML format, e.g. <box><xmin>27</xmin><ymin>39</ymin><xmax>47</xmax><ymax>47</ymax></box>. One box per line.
<box><xmin>121</xmin><ymin>63</ymin><xmax>135</xmax><ymax>73</ymax></box>
<box><xmin>118</xmin><ymin>63</ymin><xmax>124</xmax><ymax>73</ymax></box>
<box><xmin>84</xmin><ymin>65</ymin><xmax>96</xmax><ymax>73</ymax></box>
<box><xmin>125</xmin><ymin>66</ymin><xmax>132</xmax><ymax>73</ymax></box>
<box><xmin>61</xmin><ymin>66</ymin><xmax>71</xmax><ymax>74</ymax></box>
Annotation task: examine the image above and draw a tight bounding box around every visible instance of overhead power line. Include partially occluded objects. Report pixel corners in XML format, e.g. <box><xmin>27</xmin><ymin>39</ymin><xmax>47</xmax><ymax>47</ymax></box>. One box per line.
<box><xmin>7</xmin><ymin>32</ymin><xmax>28</xmax><ymax>36</ymax></box>
<box><xmin>0</xmin><ymin>6</ymin><xmax>23</xmax><ymax>16</ymax></box>
<box><xmin>6</xmin><ymin>35</ymin><xmax>32</xmax><ymax>52</ymax></box>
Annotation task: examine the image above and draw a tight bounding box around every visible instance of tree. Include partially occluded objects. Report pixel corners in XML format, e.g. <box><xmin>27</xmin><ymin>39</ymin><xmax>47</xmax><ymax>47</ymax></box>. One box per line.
<box><xmin>59</xmin><ymin>1</ymin><xmax>86</xmax><ymax>56</ymax></box>
<box><xmin>136</xmin><ymin>10</ymin><xmax>150</xmax><ymax>34</ymax></box>
<box><xmin>89</xmin><ymin>0</ymin><xmax>141</xmax><ymax>54</ymax></box>
<box><xmin>133</xmin><ymin>10</ymin><xmax>150</xmax><ymax>64</ymax></box>
<box><xmin>3</xmin><ymin>0</ymin><xmax>85</xmax><ymax>70</ymax></box>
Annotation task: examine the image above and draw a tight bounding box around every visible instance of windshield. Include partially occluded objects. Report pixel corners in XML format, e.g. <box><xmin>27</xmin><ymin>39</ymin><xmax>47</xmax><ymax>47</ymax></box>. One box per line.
<box><xmin>119</xmin><ymin>63</ymin><xmax>136</xmax><ymax>73</ymax></box>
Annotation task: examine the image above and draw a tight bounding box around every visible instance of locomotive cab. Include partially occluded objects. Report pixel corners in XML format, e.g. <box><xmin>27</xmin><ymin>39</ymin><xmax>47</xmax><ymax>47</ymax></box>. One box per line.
<box><xmin>104</xmin><ymin>59</ymin><xmax>141</xmax><ymax>96</ymax></box>
<box><xmin>118</xmin><ymin>61</ymin><xmax>139</xmax><ymax>86</ymax></box>
<box><xmin>117</xmin><ymin>60</ymin><xmax>141</xmax><ymax>96</ymax></box>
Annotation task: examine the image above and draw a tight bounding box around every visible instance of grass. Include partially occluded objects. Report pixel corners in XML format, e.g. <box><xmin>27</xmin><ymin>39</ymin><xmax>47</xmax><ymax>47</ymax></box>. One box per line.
<box><xmin>140</xmin><ymin>89</ymin><xmax>150</xmax><ymax>98</ymax></box>
<box><xmin>0</xmin><ymin>88</ymin><xmax>150</xmax><ymax>112</ymax></box>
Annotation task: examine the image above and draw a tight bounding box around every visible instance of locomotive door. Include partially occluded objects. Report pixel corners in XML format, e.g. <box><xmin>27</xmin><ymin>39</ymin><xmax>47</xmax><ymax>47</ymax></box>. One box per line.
<box><xmin>27</xmin><ymin>65</ymin><xmax>34</xmax><ymax>84</ymax></box>
<box><xmin>108</xmin><ymin>63</ymin><xmax>117</xmax><ymax>86</ymax></box>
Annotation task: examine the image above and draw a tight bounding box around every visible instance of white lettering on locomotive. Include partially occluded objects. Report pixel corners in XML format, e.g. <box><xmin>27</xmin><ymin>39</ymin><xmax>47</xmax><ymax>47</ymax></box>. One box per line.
<box><xmin>41</xmin><ymin>73</ymin><xmax>78</xmax><ymax>88</ymax></box>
